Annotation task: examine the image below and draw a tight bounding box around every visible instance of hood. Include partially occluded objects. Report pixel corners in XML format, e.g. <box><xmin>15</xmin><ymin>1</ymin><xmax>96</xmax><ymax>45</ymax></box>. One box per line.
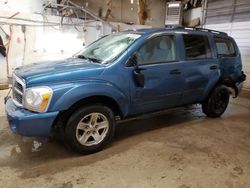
<box><xmin>15</xmin><ymin>58</ymin><xmax>105</xmax><ymax>86</ymax></box>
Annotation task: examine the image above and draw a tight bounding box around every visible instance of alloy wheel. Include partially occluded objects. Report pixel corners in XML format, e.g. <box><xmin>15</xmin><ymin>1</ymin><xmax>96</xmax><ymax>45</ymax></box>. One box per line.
<box><xmin>75</xmin><ymin>112</ymin><xmax>109</xmax><ymax>146</ymax></box>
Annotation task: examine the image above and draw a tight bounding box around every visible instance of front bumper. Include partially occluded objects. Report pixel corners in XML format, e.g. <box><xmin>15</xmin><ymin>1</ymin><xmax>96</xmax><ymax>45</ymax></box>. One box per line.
<box><xmin>5</xmin><ymin>98</ymin><xmax>59</xmax><ymax>137</ymax></box>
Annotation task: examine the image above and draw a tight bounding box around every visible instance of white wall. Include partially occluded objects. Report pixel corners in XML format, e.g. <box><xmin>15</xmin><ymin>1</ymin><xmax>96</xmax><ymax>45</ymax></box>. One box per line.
<box><xmin>0</xmin><ymin>11</ymin><xmax>100</xmax><ymax>83</ymax></box>
<box><xmin>183</xmin><ymin>7</ymin><xmax>202</xmax><ymax>25</ymax></box>
<box><xmin>0</xmin><ymin>0</ymin><xmax>43</xmax><ymax>83</ymax></box>
<box><xmin>0</xmin><ymin>0</ymin><xmax>44</xmax><ymax>13</ymax></box>
<box><xmin>0</xmin><ymin>0</ymin><xmax>152</xmax><ymax>84</ymax></box>
<box><xmin>0</xmin><ymin>11</ymin><xmax>151</xmax><ymax>84</ymax></box>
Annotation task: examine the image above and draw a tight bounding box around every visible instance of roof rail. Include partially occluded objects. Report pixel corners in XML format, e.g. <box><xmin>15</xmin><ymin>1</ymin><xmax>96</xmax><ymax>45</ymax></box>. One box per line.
<box><xmin>166</xmin><ymin>26</ymin><xmax>228</xmax><ymax>36</ymax></box>
<box><xmin>194</xmin><ymin>27</ymin><xmax>228</xmax><ymax>36</ymax></box>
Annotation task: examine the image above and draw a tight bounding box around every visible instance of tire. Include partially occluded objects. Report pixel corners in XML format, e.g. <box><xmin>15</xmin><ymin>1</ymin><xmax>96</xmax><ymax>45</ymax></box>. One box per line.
<box><xmin>202</xmin><ymin>85</ymin><xmax>230</xmax><ymax>118</ymax></box>
<box><xmin>65</xmin><ymin>105</ymin><xmax>115</xmax><ymax>154</ymax></box>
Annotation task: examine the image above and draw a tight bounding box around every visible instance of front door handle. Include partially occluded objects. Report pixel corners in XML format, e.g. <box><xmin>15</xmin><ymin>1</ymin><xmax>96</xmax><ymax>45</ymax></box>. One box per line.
<box><xmin>210</xmin><ymin>65</ymin><xmax>218</xmax><ymax>70</ymax></box>
<box><xmin>170</xmin><ymin>69</ymin><xmax>181</xmax><ymax>75</ymax></box>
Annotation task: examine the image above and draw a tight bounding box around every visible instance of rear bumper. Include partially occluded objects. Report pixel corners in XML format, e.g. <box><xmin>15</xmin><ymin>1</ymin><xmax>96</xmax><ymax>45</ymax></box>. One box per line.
<box><xmin>223</xmin><ymin>71</ymin><xmax>246</xmax><ymax>97</ymax></box>
<box><xmin>5</xmin><ymin>98</ymin><xmax>59</xmax><ymax>137</ymax></box>
<box><xmin>235</xmin><ymin>71</ymin><xmax>246</xmax><ymax>97</ymax></box>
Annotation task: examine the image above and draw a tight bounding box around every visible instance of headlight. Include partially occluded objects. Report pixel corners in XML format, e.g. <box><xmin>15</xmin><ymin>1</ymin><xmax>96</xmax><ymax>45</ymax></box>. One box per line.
<box><xmin>24</xmin><ymin>86</ymin><xmax>53</xmax><ymax>113</ymax></box>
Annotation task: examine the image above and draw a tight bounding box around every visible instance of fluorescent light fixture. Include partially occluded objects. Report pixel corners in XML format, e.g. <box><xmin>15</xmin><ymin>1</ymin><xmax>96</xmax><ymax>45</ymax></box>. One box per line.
<box><xmin>168</xmin><ymin>3</ymin><xmax>180</xmax><ymax>8</ymax></box>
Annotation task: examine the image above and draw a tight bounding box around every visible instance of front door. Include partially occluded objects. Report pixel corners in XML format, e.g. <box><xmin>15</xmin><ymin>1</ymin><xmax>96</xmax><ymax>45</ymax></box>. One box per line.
<box><xmin>128</xmin><ymin>35</ymin><xmax>185</xmax><ymax>115</ymax></box>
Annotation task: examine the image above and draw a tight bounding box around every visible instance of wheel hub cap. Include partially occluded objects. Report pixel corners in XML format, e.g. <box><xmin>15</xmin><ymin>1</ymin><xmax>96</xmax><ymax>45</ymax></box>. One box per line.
<box><xmin>76</xmin><ymin>112</ymin><xmax>109</xmax><ymax>146</ymax></box>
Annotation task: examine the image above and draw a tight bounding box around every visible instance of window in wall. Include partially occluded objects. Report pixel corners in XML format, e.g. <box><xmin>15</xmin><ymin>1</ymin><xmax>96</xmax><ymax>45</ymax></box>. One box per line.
<box><xmin>183</xmin><ymin>34</ymin><xmax>212</xmax><ymax>59</ymax></box>
<box><xmin>137</xmin><ymin>35</ymin><xmax>176</xmax><ymax>65</ymax></box>
<box><xmin>214</xmin><ymin>37</ymin><xmax>236</xmax><ymax>57</ymax></box>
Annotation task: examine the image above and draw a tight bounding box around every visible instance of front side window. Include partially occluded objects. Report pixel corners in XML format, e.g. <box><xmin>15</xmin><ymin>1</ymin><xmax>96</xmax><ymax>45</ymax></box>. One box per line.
<box><xmin>183</xmin><ymin>34</ymin><xmax>212</xmax><ymax>59</ymax></box>
<box><xmin>214</xmin><ymin>37</ymin><xmax>236</xmax><ymax>57</ymax></box>
<box><xmin>75</xmin><ymin>33</ymin><xmax>141</xmax><ymax>63</ymax></box>
<box><xmin>137</xmin><ymin>35</ymin><xmax>176</xmax><ymax>65</ymax></box>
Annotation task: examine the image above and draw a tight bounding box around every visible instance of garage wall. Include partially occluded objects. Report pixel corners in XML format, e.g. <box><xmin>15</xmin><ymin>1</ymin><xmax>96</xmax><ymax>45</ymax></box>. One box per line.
<box><xmin>0</xmin><ymin>0</ymin><xmax>44</xmax><ymax>13</ymax></box>
<box><xmin>204</xmin><ymin>0</ymin><xmax>250</xmax><ymax>91</ymax></box>
<box><xmin>205</xmin><ymin>0</ymin><xmax>250</xmax><ymax>24</ymax></box>
<box><xmin>0</xmin><ymin>11</ymin><xmax>105</xmax><ymax>83</ymax></box>
<box><xmin>0</xmin><ymin>0</ymin><xmax>167</xmax><ymax>28</ymax></box>
<box><xmin>73</xmin><ymin>0</ymin><xmax>167</xmax><ymax>27</ymax></box>
<box><xmin>0</xmin><ymin>11</ymin><xmax>151</xmax><ymax>84</ymax></box>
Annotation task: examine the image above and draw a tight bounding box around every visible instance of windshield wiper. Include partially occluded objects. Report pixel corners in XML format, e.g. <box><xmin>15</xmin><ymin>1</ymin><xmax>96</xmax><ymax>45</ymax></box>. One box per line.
<box><xmin>77</xmin><ymin>55</ymin><xmax>90</xmax><ymax>60</ymax></box>
<box><xmin>88</xmin><ymin>57</ymin><xmax>102</xmax><ymax>63</ymax></box>
<box><xmin>77</xmin><ymin>55</ymin><xmax>102</xmax><ymax>64</ymax></box>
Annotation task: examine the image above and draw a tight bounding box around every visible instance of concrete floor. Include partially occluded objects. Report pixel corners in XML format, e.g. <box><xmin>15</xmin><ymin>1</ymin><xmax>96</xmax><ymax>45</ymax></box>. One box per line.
<box><xmin>0</xmin><ymin>89</ymin><xmax>250</xmax><ymax>188</ymax></box>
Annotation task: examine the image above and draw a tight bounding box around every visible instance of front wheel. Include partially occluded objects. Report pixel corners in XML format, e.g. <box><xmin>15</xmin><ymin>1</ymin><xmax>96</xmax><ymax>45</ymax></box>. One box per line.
<box><xmin>202</xmin><ymin>85</ymin><xmax>230</xmax><ymax>118</ymax></box>
<box><xmin>65</xmin><ymin>105</ymin><xmax>115</xmax><ymax>154</ymax></box>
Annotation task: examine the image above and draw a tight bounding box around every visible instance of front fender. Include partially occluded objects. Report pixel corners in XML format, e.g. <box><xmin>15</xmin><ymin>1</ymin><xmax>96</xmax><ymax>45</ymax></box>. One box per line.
<box><xmin>47</xmin><ymin>80</ymin><xmax>129</xmax><ymax>116</ymax></box>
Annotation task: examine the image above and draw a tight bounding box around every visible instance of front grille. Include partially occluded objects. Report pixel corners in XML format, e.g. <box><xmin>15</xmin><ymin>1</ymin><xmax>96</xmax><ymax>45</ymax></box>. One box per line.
<box><xmin>13</xmin><ymin>90</ymin><xmax>23</xmax><ymax>104</ymax></box>
<box><xmin>12</xmin><ymin>74</ymin><xmax>25</xmax><ymax>106</ymax></box>
<box><xmin>14</xmin><ymin>81</ymin><xmax>23</xmax><ymax>93</ymax></box>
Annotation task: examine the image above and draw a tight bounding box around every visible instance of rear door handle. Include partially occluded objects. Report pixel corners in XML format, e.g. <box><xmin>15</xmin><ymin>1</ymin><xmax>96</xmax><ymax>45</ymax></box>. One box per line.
<box><xmin>210</xmin><ymin>65</ymin><xmax>218</xmax><ymax>70</ymax></box>
<box><xmin>170</xmin><ymin>69</ymin><xmax>181</xmax><ymax>75</ymax></box>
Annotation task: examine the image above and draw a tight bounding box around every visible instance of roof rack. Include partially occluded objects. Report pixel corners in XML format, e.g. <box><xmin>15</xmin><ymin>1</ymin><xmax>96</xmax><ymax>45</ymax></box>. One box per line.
<box><xmin>166</xmin><ymin>26</ymin><xmax>228</xmax><ymax>36</ymax></box>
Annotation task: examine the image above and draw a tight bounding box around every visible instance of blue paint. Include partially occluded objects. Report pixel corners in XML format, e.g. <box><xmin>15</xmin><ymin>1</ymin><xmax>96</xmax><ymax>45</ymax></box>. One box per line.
<box><xmin>5</xmin><ymin>98</ymin><xmax>59</xmax><ymax>137</ymax></box>
<box><xmin>5</xmin><ymin>28</ymin><xmax>246</xmax><ymax>137</ymax></box>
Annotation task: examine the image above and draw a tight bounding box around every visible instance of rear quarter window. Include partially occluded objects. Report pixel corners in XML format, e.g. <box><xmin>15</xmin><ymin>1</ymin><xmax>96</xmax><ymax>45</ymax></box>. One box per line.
<box><xmin>214</xmin><ymin>37</ymin><xmax>236</xmax><ymax>57</ymax></box>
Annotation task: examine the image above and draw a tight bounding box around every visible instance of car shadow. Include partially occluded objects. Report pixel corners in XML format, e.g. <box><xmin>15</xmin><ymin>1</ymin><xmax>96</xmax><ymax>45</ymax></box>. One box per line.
<box><xmin>115</xmin><ymin>105</ymin><xmax>204</xmax><ymax>141</ymax></box>
<box><xmin>0</xmin><ymin>105</ymin><xmax>205</xmax><ymax>178</ymax></box>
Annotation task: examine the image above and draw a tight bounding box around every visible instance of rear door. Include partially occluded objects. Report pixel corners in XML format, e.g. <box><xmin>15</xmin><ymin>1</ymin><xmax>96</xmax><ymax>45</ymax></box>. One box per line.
<box><xmin>214</xmin><ymin>37</ymin><xmax>242</xmax><ymax>80</ymax></box>
<box><xmin>180</xmin><ymin>34</ymin><xmax>220</xmax><ymax>104</ymax></box>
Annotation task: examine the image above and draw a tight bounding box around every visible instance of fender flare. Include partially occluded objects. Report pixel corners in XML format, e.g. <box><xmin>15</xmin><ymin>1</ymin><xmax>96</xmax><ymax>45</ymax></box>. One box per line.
<box><xmin>48</xmin><ymin>81</ymin><xmax>129</xmax><ymax>116</ymax></box>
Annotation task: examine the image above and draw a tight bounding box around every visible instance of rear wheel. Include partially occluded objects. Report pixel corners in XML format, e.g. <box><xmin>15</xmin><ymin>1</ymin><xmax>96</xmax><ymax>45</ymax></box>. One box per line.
<box><xmin>202</xmin><ymin>85</ymin><xmax>230</xmax><ymax>118</ymax></box>
<box><xmin>65</xmin><ymin>105</ymin><xmax>115</xmax><ymax>154</ymax></box>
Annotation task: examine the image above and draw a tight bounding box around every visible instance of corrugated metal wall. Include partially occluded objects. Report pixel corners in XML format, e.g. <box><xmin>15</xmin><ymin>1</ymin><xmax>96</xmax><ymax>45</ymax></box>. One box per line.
<box><xmin>205</xmin><ymin>0</ymin><xmax>250</xmax><ymax>91</ymax></box>
<box><xmin>205</xmin><ymin>0</ymin><xmax>250</xmax><ymax>24</ymax></box>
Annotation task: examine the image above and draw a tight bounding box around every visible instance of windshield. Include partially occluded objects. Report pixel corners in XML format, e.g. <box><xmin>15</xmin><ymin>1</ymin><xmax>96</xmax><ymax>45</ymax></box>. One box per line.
<box><xmin>75</xmin><ymin>33</ymin><xmax>141</xmax><ymax>64</ymax></box>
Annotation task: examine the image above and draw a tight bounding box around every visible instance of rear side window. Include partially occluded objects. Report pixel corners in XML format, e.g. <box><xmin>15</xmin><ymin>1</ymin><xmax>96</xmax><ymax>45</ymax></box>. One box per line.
<box><xmin>183</xmin><ymin>34</ymin><xmax>212</xmax><ymax>59</ymax></box>
<box><xmin>214</xmin><ymin>37</ymin><xmax>236</xmax><ymax>57</ymax></box>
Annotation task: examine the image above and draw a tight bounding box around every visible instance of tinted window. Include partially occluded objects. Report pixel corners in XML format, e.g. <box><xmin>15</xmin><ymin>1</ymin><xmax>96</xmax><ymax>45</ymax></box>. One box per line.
<box><xmin>183</xmin><ymin>34</ymin><xmax>212</xmax><ymax>59</ymax></box>
<box><xmin>137</xmin><ymin>35</ymin><xmax>176</xmax><ymax>65</ymax></box>
<box><xmin>214</xmin><ymin>37</ymin><xmax>236</xmax><ymax>57</ymax></box>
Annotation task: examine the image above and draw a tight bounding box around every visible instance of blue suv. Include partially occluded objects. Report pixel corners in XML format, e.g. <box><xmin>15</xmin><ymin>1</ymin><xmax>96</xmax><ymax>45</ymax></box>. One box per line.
<box><xmin>5</xmin><ymin>27</ymin><xmax>246</xmax><ymax>154</ymax></box>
